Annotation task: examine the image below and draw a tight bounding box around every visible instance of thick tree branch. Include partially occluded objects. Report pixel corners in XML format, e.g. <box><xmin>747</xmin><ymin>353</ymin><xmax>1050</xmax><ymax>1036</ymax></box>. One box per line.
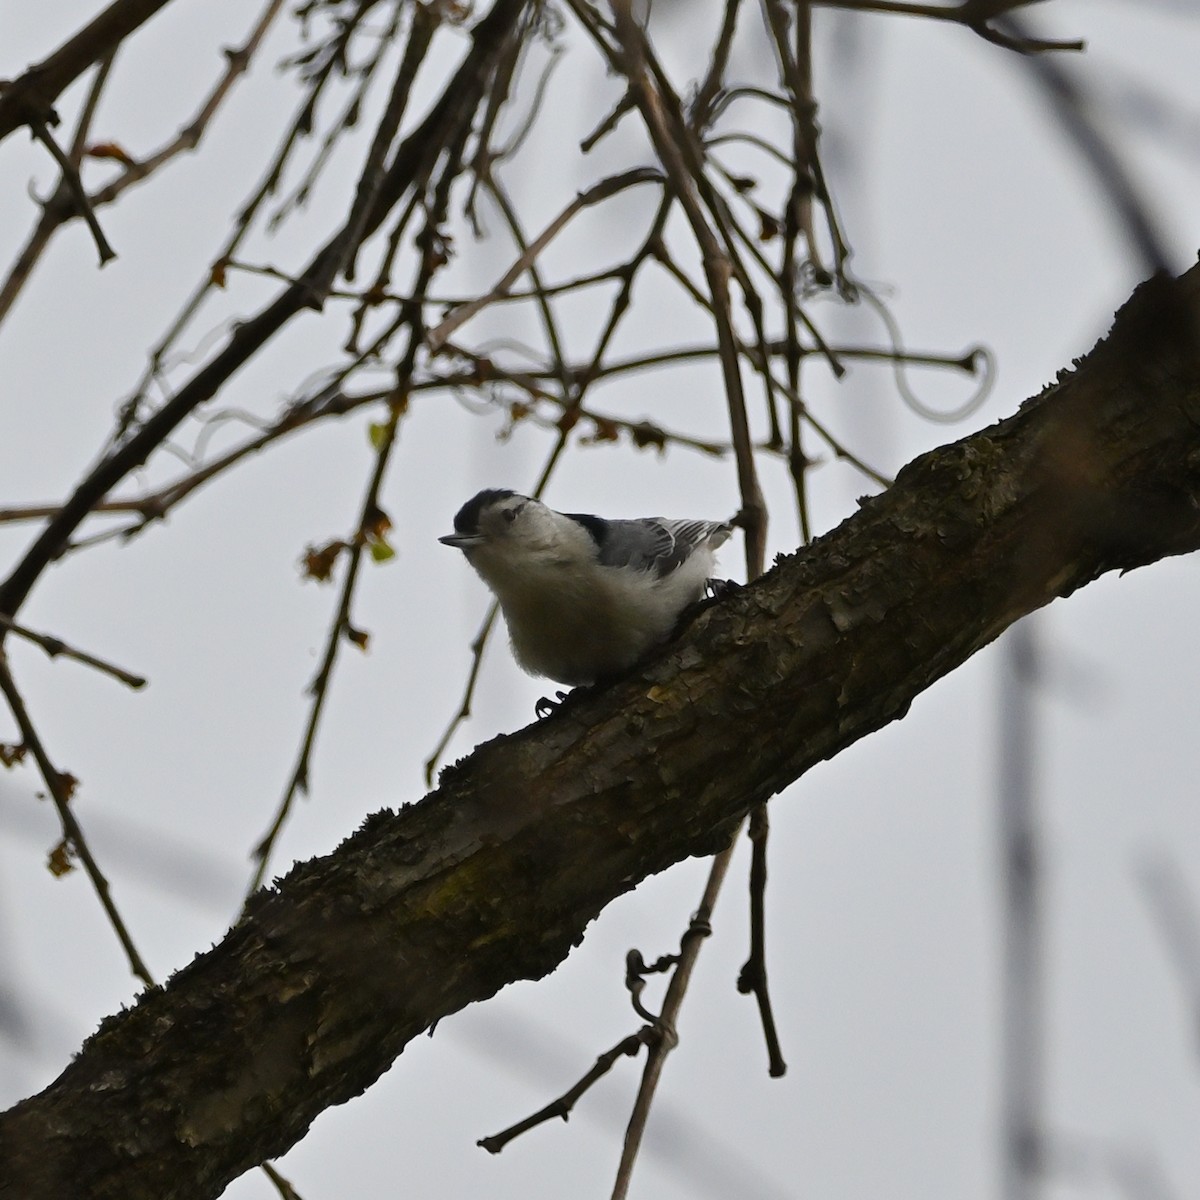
<box><xmin>3</xmin><ymin>265</ymin><xmax>1200</xmax><ymax>1199</ymax></box>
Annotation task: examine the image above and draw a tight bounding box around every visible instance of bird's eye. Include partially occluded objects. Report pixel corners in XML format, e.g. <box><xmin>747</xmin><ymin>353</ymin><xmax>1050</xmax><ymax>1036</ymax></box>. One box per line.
<box><xmin>503</xmin><ymin>508</ymin><xmax>518</xmax><ymax>523</ymax></box>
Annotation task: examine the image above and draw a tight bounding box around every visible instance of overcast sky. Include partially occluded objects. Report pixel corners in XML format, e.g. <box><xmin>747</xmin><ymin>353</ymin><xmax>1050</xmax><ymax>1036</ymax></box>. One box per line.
<box><xmin>3</xmin><ymin>3</ymin><xmax>1200</xmax><ymax>1198</ymax></box>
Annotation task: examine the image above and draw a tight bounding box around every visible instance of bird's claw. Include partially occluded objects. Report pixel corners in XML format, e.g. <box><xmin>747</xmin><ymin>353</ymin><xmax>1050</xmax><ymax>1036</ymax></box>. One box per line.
<box><xmin>535</xmin><ymin>690</ymin><xmax>571</xmax><ymax>718</ymax></box>
<box><xmin>705</xmin><ymin>577</ymin><xmax>741</xmax><ymax>601</ymax></box>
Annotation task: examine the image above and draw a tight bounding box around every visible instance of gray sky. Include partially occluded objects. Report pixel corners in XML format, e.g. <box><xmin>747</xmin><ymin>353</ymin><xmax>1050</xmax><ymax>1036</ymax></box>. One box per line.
<box><xmin>3</xmin><ymin>3</ymin><xmax>1200</xmax><ymax>1198</ymax></box>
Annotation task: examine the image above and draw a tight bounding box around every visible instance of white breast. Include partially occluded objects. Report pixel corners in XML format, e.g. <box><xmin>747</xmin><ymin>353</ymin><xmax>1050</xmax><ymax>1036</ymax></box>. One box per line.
<box><xmin>467</xmin><ymin>521</ymin><xmax>716</xmax><ymax>686</ymax></box>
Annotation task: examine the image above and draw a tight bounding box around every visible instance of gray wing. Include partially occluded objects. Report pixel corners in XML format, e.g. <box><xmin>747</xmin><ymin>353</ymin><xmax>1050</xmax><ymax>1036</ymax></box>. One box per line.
<box><xmin>595</xmin><ymin>517</ymin><xmax>730</xmax><ymax>577</ymax></box>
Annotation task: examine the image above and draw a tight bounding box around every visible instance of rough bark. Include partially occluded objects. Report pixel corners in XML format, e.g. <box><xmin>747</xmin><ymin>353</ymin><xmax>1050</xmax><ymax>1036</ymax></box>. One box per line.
<box><xmin>3</xmin><ymin>265</ymin><xmax>1200</xmax><ymax>1199</ymax></box>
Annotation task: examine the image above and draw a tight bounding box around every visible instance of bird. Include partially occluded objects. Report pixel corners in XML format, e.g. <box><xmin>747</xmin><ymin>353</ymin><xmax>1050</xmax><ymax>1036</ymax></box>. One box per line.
<box><xmin>439</xmin><ymin>489</ymin><xmax>733</xmax><ymax>689</ymax></box>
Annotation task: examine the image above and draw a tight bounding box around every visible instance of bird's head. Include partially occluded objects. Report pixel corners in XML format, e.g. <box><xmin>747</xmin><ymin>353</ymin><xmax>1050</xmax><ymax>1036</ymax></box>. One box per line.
<box><xmin>440</xmin><ymin>488</ymin><xmax>579</xmax><ymax>559</ymax></box>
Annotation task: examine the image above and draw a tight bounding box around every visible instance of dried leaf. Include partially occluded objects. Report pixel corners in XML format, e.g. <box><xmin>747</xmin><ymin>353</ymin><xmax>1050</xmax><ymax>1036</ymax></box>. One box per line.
<box><xmin>0</xmin><ymin>742</ymin><xmax>26</xmax><ymax>768</ymax></box>
<box><xmin>47</xmin><ymin>838</ymin><xmax>76</xmax><ymax>877</ymax></box>
<box><xmin>345</xmin><ymin>624</ymin><xmax>370</xmax><ymax>652</ymax></box>
<box><xmin>209</xmin><ymin>256</ymin><xmax>230</xmax><ymax>288</ymax></box>
<box><xmin>57</xmin><ymin>772</ymin><xmax>79</xmax><ymax>801</ymax></box>
<box><xmin>301</xmin><ymin>540</ymin><xmax>349</xmax><ymax>583</ymax></box>
<box><xmin>757</xmin><ymin>209</ymin><xmax>782</xmax><ymax>241</ymax></box>
<box><xmin>361</xmin><ymin>504</ymin><xmax>392</xmax><ymax>543</ymax></box>
<box><xmin>87</xmin><ymin>140</ymin><xmax>135</xmax><ymax>167</ymax></box>
<box><xmin>586</xmin><ymin>417</ymin><xmax>620</xmax><ymax>444</ymax></box>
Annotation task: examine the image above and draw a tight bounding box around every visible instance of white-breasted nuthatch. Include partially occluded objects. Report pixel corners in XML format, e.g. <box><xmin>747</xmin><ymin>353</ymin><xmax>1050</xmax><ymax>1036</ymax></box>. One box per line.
<box><xmin>440</xmin><ymin>489</ymin><xmax>733</xmax><ymax>687</ymax></box>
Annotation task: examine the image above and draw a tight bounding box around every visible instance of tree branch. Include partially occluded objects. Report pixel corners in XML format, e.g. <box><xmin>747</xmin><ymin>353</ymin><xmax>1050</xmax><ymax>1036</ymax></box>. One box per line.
<box><xmin>0</xmin><ymin>0</ymin><xmax>178</xmax><ymax>144</ymax></box>
<box><xmin>0</xmin><ymin>0</ymin><xmax>530</xmax><ymax>625</ymax></box>
<box><xmin>3</xmin><ymin>265</ymin><xmax>1200</xmax><ymax>1200</ymax></box>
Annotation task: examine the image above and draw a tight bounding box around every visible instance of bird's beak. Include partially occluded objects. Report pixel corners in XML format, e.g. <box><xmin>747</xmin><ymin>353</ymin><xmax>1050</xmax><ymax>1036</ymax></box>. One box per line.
<box><xmin>439</xmin><ymin>532</ymin><xmax>484</xmax><ymax>549</ymax></box>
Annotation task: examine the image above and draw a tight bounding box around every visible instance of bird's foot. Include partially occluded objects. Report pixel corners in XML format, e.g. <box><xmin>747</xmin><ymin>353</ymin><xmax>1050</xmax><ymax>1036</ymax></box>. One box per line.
<box><xmin>670</xmin><ymin>577</ymin><xmax>742</xmax><ymax>640</ymax></box>
<box><xmin>535</xmin><ymin>690</ymin><xmax>572</xmax><ymax>719</ymax></box>
<box><xmin>705</xmin><ymin>577</ymin><xmax>742</xmax><ymax>601</ymax></box>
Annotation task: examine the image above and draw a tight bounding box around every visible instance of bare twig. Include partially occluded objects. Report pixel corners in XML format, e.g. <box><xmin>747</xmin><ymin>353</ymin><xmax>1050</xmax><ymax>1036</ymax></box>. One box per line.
<box><xmin>0</xmin><ymin>1</ymin><xmax>285</xmax><ymax>328</ymax></box>
<box><xmin>610</xmin><ymin>838</ymin><xmax>737</xmax><ymax>1200</ymax></box>
<box><xmin>0</xmin><ymin>613</ymin><xmax>146</xmax><ymax>689</ymax></box>
<box><xmin>0</xmin><ymin>0</ymin><xmax>177</xmax><ymax>144</ymax></box>
<box><xmin>996</xmin><ymin>11</ymin><xmax>1170</xmax><ymax>275</ymax></box>
<box><xmin>91</xmin><ymin>0</ymin><xmax>286</xmax><ymax>210</ymax></box>
<box><xmin>259</xmin><ymin>1161</ymin><xmax>307</xmax><ymax>1200</ymax></box>
<box><xmin>736</xmin><ymin>804</ymin><xmax>786</xmax><ymax>1076</ymax></box>
<box><xmin>0</xmin><ymin>331</ymin><xmax>967</xmax><ymax>540</ymax></box>
<box><xmin>249</xmin><ymin>290</ymin><xmax>427</xmax><ymax>895</ymax></box>
<box><xmin>424</xmin><ymin>603</ymin><xmax>501</xmax><ymax>786</ymax></box>
<box><xmin>811</xmin><ymin>0</ymin><xmax>1085</xmax><ymax>53</ymax></box>
<box><xmin>427</xmin><ymin>168</ymin><xmax>661</xmax><ymax>352</ymax></box>
<box><xmin>26</xmin><ymin>114</ymin><xmax>116</xmax><ymax>265</ymax></box>
<box><xmin>0</xmin><ymin>650</ymin><xmax>153</xmax><ymax>987</ymax></box>
<box><xmin>608</xmin><ymin>0</ymin><xmax>766</xmax><ymax>572</ymax></box>
<box><xmin>478</xmin><ymin>1030</ymin><xmax>654</xmax><ymax>1153</ymax></box>
<box><xmin>0</xmin><ymin>0</ymin><xmax>530</xmax><ymax>626</ymax></box>
<box><xmin>0</xmin><ymin>52</ymin><xmax>114</xmax><ymax>325</ymax></box>
<box><xmin>0</xmin><ymin>648</ymin><xmax>303</xmax><ymax>1193</ymax></box>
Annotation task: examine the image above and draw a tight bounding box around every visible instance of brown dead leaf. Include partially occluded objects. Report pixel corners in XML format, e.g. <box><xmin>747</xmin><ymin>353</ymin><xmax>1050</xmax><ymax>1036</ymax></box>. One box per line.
<box><xmin>585</xmin><ymin>417</ymin><xmax>620</xmax><ymax>444</ymax></box>
<box><xmin>757</xmin><ymin>209</ymin><xmax>782</xmax><ymax>241</ymax></box>
<box><xmin>361</xmin><ymin>504</ymin><xmax>392</xmax><ymax>544</ymax></box>
<box><xmin>47</xmin><ymin>838</ymin><xmax>76</xmax><ymax>877</ymax></box>
<box><xmin>0</xmin><ymin>742</ymin><xmax>26</xmax><ymax>768</ymax></box>
<box><xmin>301</xmin><ymin>540</ymin><xmax>349</xmax><ymax>583</ymax></box>
<box><xmin>87</xmin><ymin>141</ymin><xmax>135</xmax><ymax>167</ymax></box>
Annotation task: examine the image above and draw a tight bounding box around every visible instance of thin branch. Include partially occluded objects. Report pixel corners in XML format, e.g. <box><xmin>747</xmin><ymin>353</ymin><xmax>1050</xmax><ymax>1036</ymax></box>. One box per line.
<box><xmin>608</xmin><ymin>0</ymin><xmax>767</xmax><ymax>575</ymax></box>
<box><xmin>0</xmin><ymin>0</ymin><xmax>531</xmax><ymax>626</ymax></box>
<box><xmin>96</xmin><ymin>0</ymin><xmax>286</xmax><ymax>202</ymax></box>
<box><xmin>248</xmin><ymin>61</ymin><xmax>498</xmax><ymax>890</ymax></box>
<box><xmin>26</xmin><ymin>115</ymin><xmax>116</xmax><ymax>265</ymax></box>
<box><xmin>424</xmin><ymin>603</ymin><xmax>500</xmax><ymax>787</ymax></box>
<box><xmin>0</xmin><ymin>0</ymin><xmax>177</xmax><ymax>144</ymax></box>
<box><xmin>0</xmin><ymin>1</ymin><xmax>284</xmax><ymax>328</ymax></box>
<box><xmin>997</xmin><ymin>620</ymin><xmax>1044</xmax><ymax>1200</ymax></box>
<box><xmin>0</xmin><ymin>54</ymin><xmax>116</xmax><ymax>325</ymax></box>
<box><xmin>259</xmin><ymin>1162</ymin><xmax>307</xmax><ymax>1200</ymax></box>
<box><xmin>736</xmin><ymin>804</ymin><xmax>787</xmax><ymax>1076</ymax></box>
<box><xmin>996</xmin><ymin>11</ymin><xmax>1170</xmax><ymax>274</ymax></box>
<box><xmin>0</xmin><ymin>614</ymin><xmax>146</xmax><ymax>689</ymax></box>
<box><xmin>478</xmin><ymin>1030</ymin><xmax>653</xmax><ymax>1153</ymax></box>
<box><xmin>249</xmin><ymin>288</ymin><xmax>431</xmax><ymax>895</ymax></box>
<box><xmin>811</xmin><ymin>0</ymin><xmax>1084</xmax><ymax>53</ymax></box>
<box><xmin>611</xmin><ymin>837</ymin><xmax>737</xmax><ymax>1200</ymax></box>
<box><xmin>0</xmin><ymin>651</ymin><xmax>153</xmax><ymax>987</ymax></box>
<box><xmin>0</xmin><ymin>332</ymin><xmax>961</xmax><ymax>538</ymax></box>
<box><xmin>427</xmin><ymin>168</ymin><xmax>661</xmax><ymax>352</ymax></box>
